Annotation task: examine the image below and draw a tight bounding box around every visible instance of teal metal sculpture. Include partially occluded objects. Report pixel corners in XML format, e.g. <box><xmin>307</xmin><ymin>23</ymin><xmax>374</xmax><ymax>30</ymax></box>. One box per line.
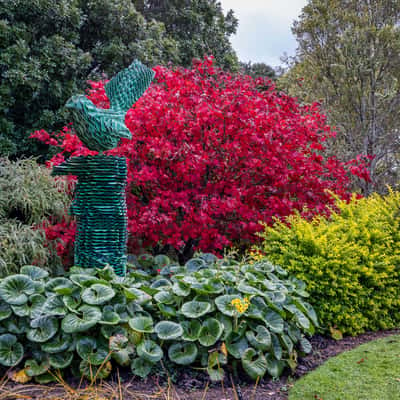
<box><xmin>52</xmin><ymin>60</ymin><xmax>154</xmax><ymax>276</ymax></box>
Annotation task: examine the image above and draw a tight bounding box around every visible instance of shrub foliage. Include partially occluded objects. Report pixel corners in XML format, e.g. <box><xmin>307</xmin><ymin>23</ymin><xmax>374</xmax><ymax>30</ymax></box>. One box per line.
<box><xmin>0</xmin><ymin>254</ymin><xmax>316</xmax><ymax>382</ymax></box>
<box><xmin>32</xmin><ymin>58</ymin><xmax>361</xmax><ymax>262</ymax></box>
<box><xmin>0</xmin><ymin>0</ymin><xmax>238</xmax><ymax>157</ymax></box>
<box><xmin>257</xmin><ymin>191</ymin><xmax>400</xmax><ymax>336</ymax></box>
<box><xmin>0</xmin><ymin>158</ymin><xmax>70</xmax><ymax>276</ymax></box>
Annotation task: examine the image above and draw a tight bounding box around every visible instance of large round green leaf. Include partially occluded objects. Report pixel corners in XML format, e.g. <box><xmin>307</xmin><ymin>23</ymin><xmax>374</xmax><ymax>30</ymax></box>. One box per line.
<box><xmin>109</xmin><ymin>334</ymin><xmax>134</xmax><ymax>366</ymax></box>
<box><xmin>0</xmin><ymin>334</ymin><xmax>24</xmax><ymax>366</ymax></box>
<box><xmin>271</xmin><ymin>333</ymin><xmax>283</xmax><ymax>360</ymax></box>
<box><xmin>293</xmin><ymin>299</ymin><xmax>319</xmax><ymax>327</ymax></box>
<box><xmin>181</xmin><ymin>320</ymin><xmax>202</xmax><ymax>342</ymax></box>
<box><xmin>20</xmin><ymin>265</ymin><xmax>49</xmax><ymax>280</ymax></box>
<box><xmin>42</xmin><ymin>295</ymin><xmax>67</xmax><ymax>316</ymax></box>
<box><xmin>61</xmin><ymin>305</ymin><xmax>102</xmax><ymax>333</ymax></box>
<box><xmin>185</xmin><ymin>258</ymin><xmax>206</xmax><ymax>272</ymax></box>
<box><xmin>158</xmin><ymin>303</ymin><xmax>177</xmax><ymax>317</ymax></box>
<box><xmin>219</xmin><ymin>315</ymin><xmax>233</xmax><ymax>340</ymax></box>
<box><xmin>281</xmin><ymin>333</ymin><xmax>293</xmax><ymax>353</ymax></box>
<box><xmin>172</xmin><ymin>281</ymin><xmax>190</xmax><ymax>297</ymax></box>
<box><xmin>101</xmin><ymin>325</ymin><xmax>128</xmax><ymax>340</ymax></box>
<box><xmin>215</xmin><ymin>295</ymin><xmax>239</xmax><ymax>317</ymax></box>
<box><xmin>0</xmin><ymin>275</ymin><xmax>36</xmax><ymax>305</ymax></box>
<box><xmin>237</xmin><ymin>282</ymin><xmax>262</xmax><ymax>295</ymax></box>
<box><xmin>41</xmin><ymin>333</ymin><xmax>73</xmax><ymax>354</ymax></box>
<box><xmin>245</xmin><ymin>325</ymin><xmax>271</xmax><ymax>351</ymax></box>
<box><xmin>70</xmin><ymin>274</ymin><xmax>99</xmax><ymax>287</ymax></box>
<box><xmin>181</xmin><ymin>301</ymin><xmax>211</xmax><ymax>318</ymax></box>
<box><xmin>99</xmin><ymin>306</ymin><xmax>120</xmax><ymax>325</ymax></box>
<box><xmin>76</xmin><ymin>337</ymin><xmax>109</xmax><ymax>365</ymax></box>
<box><xmin>4</xmin><ymin>318</ymin><xmax>29</xmax><ymax>334</ymax></box>
<box><xmin>150</xmin><ymin>278</ymin><xmax>172</xmax><ymax>290</ymax></box>
<box><xmin>168</xmin><ymin>342</ymin><xmax>198</xmax><ymax>365</ymax></box>
<box><xmin>207</xmin><ymin>351</ymin><xmax>226</xmax><ymax>382</ymax></box>
<box><xmin>11</xmin><ymin>294</ymin><xmax>45</xmax><ymax>318</ymax></box>
<box><xmin>128</xmin><ymin>316</ymin><xmax>154</xmax><ymax>333</ymax></box>
<box><xmin>0</xmin><ymin>303</ymin><xmax>11</xmax><ymax>321</ymax></box>
<box><xmin>80</xmin><ymin>359</ymin><xmax>112</xmax><ymax>380</ymax></box>
<box><xmin>69</xmin><ymin>266</ymin><xmax>98</xmax><ymax>276</ymax></box>
<box><xmin>154</xmin><ymin>254</ymin><xmax>171</xmax><ymax>267</ymax></box>
<box><xmin>49</xmin><ymin>352</ymin><xmax>74</xmax><ymax>369</ymax></box>
<box><xmin>27</xmin><ymin>316</ymin><xmax>58</xmax><ymax>343</ymax></box>
<box><xmin>137</xmin><ymin>340</ymin><xmax>163</xmax><ymax>363</ymax></box>
<box><xmin>226</xmin><ymin>337</ymin><xmax>249</xmax><ymax>359</ymax></box>
<box><xmin>299</xmin><ymin>336</ymin><xmax>312</xmax><ymax>354</ymax></box>
<box><xmin>24</xmin><ymin>359</ymin><xmax>50</xmax><ymax>377</ymax></box>
<box><xmin>123</xmin><ymin>288</ymin><xmax>151</xmax><ymax>304</ymax></box>
<box><xmin>154</xmin><ymin>321</ymin><xmax>183</xmax><ymax>340</ymax></box>
<box><xmin>97</xmin><ymin>266</ymin><xmax>117</xmax><ymax>281</ymax></box>
<box><xmin>131</xmin><ymin>357</ymin><xmax>153</xmax><ymax>378</ymax></box>
<box><xmin>266</xmin><ymin>354</ymin><xmax>285</xmax><ymax>378</ymax></box>
<box><xmin>198</xmin><ymin>318</ymin><xmax>223</xmax><ymax>347</ymax></box>
<box><xmin>62</xmin><ymin>293</ymin><xmax>81</xmax><ymax>312</ymax></box>
<box><xmin>45</xmin><ymin>277</ymin><xmax>76</xmax><ymax>296</ymax></box>
<box><xmin>241</xmin><ymin>348</ymin><xmax>267</xmax><ymax>380</ymax></box>
<box><xmin>284</xmin><ymin>304</ymin><xmax>311</xmax><ymax>330</ymax></box>
<box><xmin>81</xmin><ymin>284</ymin><xmax>115</xmax><ymax>305</ymax></box>
<box><xmin>265</xmin><ymin>310</ymin><xmax>284</xmax><ymax>333</ymax></box>
<box><xmin>192</xmin><ymin>279</ymin><xmax>224</xmax><ymax>295</ymax></box>
<box><xmin>154</xmin><ymin>290</ymin><xmax>175</xmax><ymax>304</ymax></box>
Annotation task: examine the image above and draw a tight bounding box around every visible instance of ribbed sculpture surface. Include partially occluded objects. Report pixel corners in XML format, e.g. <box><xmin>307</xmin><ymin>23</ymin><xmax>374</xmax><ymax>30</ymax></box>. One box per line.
<box><xmin>52</xmin><ymin>60</ymin><xmax>154</xmax><ymax>275</ymax></box>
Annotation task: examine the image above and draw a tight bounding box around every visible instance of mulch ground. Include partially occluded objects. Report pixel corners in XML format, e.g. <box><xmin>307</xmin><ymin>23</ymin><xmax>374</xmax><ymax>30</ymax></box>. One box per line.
<box><xmin>1</xmin><ymin>328</ymin><xmax>399</xmax><ymax>400</ymax></box>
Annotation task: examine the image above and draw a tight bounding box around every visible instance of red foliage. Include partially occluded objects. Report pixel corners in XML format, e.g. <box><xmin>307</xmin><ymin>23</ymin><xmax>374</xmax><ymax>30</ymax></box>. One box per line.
<box><xmin>31</xmin><ymin>57</ymin><xmax>365</xmax><ymax>260</ymax></box>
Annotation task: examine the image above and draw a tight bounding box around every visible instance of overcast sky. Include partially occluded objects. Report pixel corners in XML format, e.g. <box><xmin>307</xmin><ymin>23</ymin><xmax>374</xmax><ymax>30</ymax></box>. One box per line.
<box><xmin>220</xmin><ymin>0</ymin><xmax>308</xmax><ymax>68</ymax></box>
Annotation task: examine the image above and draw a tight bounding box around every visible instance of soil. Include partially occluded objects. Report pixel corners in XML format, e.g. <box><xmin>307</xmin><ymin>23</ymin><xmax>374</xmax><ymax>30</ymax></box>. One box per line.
<box><xmin>2</xmin><ymin>328</ymin><xmax>399</xmax><ymax>400</ymax></box>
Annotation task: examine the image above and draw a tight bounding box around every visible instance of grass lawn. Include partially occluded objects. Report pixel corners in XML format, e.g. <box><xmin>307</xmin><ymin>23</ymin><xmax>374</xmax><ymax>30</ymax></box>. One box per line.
<box><xmin>289</xmin><ymin>335</ymin><xmax>400</xmax><ymax>400</ymax></box>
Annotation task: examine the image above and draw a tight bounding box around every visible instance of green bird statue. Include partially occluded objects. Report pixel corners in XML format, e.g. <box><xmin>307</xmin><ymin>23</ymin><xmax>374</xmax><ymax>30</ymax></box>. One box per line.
<box><xmin>65</xmin><ymin>59</ymin><xmax>155</xmax><ymax>152</ymax></box>
<box><xmin>53</xmin><ymin>60</ymin><xmax>155</xmax><ymax>276</ymax></box>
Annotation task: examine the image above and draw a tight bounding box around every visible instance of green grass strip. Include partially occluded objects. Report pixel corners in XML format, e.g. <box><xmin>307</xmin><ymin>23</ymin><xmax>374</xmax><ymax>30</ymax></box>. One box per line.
<box><xmin>289</xmin><ymin>335</ymin><xmax>400</xmax><ymax>400</ymax></box>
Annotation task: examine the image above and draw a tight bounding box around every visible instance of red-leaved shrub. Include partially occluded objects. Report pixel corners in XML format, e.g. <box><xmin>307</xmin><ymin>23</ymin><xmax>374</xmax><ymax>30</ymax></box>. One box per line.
<box><xmin>32</xmin><ymin>57</ymin><xmax>366</xmax><ymax>262</ymax></box>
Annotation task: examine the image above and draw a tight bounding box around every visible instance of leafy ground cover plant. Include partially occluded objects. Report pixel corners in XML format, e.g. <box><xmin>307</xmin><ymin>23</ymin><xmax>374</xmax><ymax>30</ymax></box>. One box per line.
<box><xmin>0</xmin><ymin>254</ymin><xmax>317</xmax><ymax>383</ymax></box>
<box><xmin>256</xmin><ymin>190</ymin><xmax>400</xmax><ymax>336</ymax></box>
<box><xmin>31</xmin><ymin>57</ymin><xmax>368</xmax><ymax>263</ymax></box>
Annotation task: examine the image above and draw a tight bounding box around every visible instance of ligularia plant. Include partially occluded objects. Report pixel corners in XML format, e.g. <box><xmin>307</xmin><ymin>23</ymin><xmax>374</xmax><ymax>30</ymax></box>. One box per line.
<box><xmin>0</xmin><ymin>254</ymin><xmax>317</xmax><ymax>382</ymax></box>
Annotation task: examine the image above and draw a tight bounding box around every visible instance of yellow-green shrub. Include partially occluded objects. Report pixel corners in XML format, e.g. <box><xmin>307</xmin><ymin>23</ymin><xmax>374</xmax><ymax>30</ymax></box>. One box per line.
<box><xmin>256</xmin><ymin>191</ymin><xmax>400</xmax><ymax>336</ymax></box>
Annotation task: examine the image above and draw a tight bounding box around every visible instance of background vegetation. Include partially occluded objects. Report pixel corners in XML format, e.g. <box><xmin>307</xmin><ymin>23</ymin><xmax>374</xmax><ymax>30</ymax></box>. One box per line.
<box><xmin>0</xmin><ymin>0</ymin><xmax>239</xmax><ymax>158</ymax></box>
<box><xmin>280</xmin><ymin>0</ymin><xmax>400</xmax><ymax>194</ymax></box>
<box><xmin>0</xmin><ymin>158</ymin><xmax>69</xmax><ymax>276</ymax></box>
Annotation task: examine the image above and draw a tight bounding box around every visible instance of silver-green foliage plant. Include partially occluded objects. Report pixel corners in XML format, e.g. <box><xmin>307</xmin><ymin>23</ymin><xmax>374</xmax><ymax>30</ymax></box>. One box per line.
<box><xmin>0</xmin><ymin>254</ymin><xmax>317</xmax><ymax>382</ymax></box>
<box><xmin>0</xmin><ymin>158</ymin><xmax>69</xmax><ymax>276</ymax></box>
<box><xmin>0</xmin><ymin>158</ymin><xmax>69</xmax><ymax>224</ymax></box>
<box><xmin>0</xmin><ymin>221</ymin><xmax>64</xmax><ymax>277</ymax></box>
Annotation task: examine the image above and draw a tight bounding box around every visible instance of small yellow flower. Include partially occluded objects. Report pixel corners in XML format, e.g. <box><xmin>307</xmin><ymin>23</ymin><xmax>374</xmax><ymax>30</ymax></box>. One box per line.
<box><xmin>231</xmin><ymin>297</ymin><xmax>250</xmax><ymax>313</ymax></box>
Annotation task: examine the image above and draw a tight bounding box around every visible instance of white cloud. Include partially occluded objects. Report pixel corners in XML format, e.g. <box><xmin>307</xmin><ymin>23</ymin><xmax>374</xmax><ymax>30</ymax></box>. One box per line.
<box><xmin>220</xmin><ymin>0</ymin><xmax>308</xmax><ymax>66</ymax></box>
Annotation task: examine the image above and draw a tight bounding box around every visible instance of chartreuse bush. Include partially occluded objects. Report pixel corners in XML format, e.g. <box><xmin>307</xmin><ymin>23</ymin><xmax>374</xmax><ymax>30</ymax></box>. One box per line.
<box><xmin>0</xmin><ymin>254</ymin><xmax>317</xmax><ymax>382</ymax></box>
<box><xmin>256</xmin><ymin>191</ymin><xmax>400</xmax><ymax>336</ymax></box>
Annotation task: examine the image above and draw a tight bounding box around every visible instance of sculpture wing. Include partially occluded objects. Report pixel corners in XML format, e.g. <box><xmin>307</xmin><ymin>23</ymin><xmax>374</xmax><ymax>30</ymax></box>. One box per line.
<box><xmin>105</xmin><ymin>59</ymin><xmax>155</xmax><ymax>112</ymax></box>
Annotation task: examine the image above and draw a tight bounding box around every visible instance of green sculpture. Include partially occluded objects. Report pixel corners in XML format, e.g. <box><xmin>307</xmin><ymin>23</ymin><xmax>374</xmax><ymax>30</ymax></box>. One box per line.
<box><xmin>53</xmin><ymin>60</ymin><xmax>154</xmax><ymax>276</ymax></box>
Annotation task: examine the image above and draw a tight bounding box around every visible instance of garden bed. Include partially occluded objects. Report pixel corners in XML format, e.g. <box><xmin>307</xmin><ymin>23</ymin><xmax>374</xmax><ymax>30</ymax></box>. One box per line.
<box><xmin>1</xmin><ymin>328</ymin><xmax>398</xmax><ymax>400</ymax></box>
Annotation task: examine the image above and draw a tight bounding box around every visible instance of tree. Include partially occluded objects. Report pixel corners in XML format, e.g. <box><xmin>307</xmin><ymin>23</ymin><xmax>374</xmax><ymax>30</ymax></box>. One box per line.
<box><xmin>32</xmin><ymin>58</ymin><xmax>358</xmax><ymax>263</ymax></box>
<box><xmin>280</xmin><ymin>0</ymin><xmax>400</xmax><ymax>194</ymax></box>
<box><xmin>134</xmin><ymin>0</ymin><xmax>239</xmax><ymax>70</ymax></box>
<box><xmin>240</xmin><ymin>61</ymin><xmax>276</xmax><ymax>80</ymax></box>
<box><xmin>1</xmin><ymin>0</ymin><xmax>238</xmax><ymax>158</ymax></box>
